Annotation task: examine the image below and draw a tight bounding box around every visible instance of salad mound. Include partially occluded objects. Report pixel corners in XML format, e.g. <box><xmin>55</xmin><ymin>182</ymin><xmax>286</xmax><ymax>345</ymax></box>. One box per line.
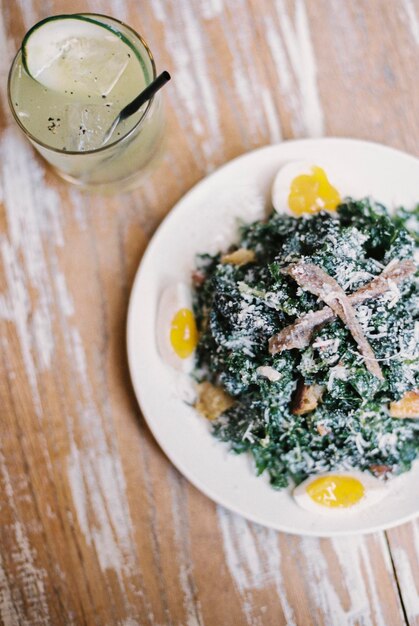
<box><xmin>192</xmin><ymin>199</ymin><xmax>419</xmax><ymax>489</ymax></box>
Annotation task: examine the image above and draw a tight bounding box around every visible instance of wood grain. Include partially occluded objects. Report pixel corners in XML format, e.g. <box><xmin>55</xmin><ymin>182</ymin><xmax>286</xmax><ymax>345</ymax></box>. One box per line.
<box><xmin>0</xmin><ymin>1</ymin><xmax>418</xmax><ymax>624</ymax></box>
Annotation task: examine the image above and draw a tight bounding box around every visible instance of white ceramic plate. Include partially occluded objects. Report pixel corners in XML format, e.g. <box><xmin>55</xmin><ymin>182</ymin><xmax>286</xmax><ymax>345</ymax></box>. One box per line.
<box><xmin>127</xmin><ymin>138</ymin><xmax>419</xmax><ymax>536</ymax></box>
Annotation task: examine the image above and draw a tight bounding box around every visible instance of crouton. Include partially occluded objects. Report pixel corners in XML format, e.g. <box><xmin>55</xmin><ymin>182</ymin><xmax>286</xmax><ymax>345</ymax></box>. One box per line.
<box><xmin>389</xmin><ymin>390</ymin><xmax>419</xmax><ymax>419</ymax></box>
<box><xmin>291</xmin><ymin>383</ymin><xmax>324</xmax><ymax>416</ymax></box>
<box><xmin>195</xmin><ymin>382</ymin><xmax>234</xmax><ymax>420</ymax></box>
<box><xmin>221</xmin><ymin>248</ymin><xmax>256</xmax><ymax>267</ymax></box>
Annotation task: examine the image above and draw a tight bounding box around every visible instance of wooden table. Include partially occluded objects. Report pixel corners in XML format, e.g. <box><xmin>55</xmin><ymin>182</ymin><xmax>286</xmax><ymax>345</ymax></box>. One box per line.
<box><xmin>1</xmin><ymin>1</ymin><xmax>418</xmax><ymax>624</ymax></box>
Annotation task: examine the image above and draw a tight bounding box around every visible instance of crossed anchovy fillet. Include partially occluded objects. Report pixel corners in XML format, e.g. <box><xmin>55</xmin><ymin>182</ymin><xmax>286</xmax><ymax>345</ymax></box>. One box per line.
<box><xmin>269</xmin><ymin>259</ymin><xmax>416</xmax><ymax>379</ymax></box>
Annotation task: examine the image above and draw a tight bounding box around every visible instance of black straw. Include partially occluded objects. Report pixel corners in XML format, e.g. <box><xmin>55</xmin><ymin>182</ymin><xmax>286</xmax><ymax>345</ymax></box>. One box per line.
<box><xmin>121</xmin><ymin>70</ymin><xmax>171</xmax><ymax>120</ymax></box>
<box><xmin>101</xmin><ymin>71</ymin><xmax>171</xmax><ymax>145</ymax></box>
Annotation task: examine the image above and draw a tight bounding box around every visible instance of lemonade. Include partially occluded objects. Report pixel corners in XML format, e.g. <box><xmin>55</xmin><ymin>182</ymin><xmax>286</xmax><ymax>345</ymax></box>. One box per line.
<box><xmin>8</xmin><ymin>14</ymin><xmax>165</xmax><ymax>191</ymax></box>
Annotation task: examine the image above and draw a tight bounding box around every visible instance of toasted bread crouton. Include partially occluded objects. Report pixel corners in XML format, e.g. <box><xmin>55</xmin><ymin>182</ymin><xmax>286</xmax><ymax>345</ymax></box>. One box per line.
<box><xmin>195</xmin><ymin>382</ymin><xmax>234</xmax><ymax>420</ymax></box>
<box><xmin>292</xmin><ymin>383</ymin><xmax>324</xmax><ymax>416</ymax></box>
<box><xmin>221</xmin><ymin>248</ymin><xmax>256</xmax><ymax>267</ymax></box>
<box><xmin>389</xmin><ymin>390</ymin><xmax>419</xmax><ymax>419</ymax></box>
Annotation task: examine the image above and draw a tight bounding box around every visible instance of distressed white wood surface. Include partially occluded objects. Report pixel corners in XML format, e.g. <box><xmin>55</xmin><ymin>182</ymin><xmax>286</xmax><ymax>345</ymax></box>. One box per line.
<box><xmin>0</xmin><ymin>1</ymin><xmax>418</xmax><ymax>625</ymax></box>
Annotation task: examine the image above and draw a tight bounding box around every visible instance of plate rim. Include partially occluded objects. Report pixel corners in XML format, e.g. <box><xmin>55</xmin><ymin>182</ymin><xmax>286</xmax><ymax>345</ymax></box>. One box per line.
<box><xmin>127</xmin><ymin>137</ymin><xmax>419</xmax><ymax>536</ymax></box>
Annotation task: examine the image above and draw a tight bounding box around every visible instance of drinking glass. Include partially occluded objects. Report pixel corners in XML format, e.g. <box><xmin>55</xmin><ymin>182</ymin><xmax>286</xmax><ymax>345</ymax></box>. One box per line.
<box><xmin>8</xmin><ymin>14</ymin><xmax>165</xmax><ymax>192</ymax></box>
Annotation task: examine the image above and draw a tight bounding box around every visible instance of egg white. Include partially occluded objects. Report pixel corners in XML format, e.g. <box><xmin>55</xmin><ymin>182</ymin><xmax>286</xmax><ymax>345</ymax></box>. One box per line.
<box><xmin>293</xmin><ymin>470</ymin><xmax>388</xmax><ymax>514</ymax></box>
<box><xmin>271</xmin><ymin>160</ymin><xmax>346</xmax><ymax>216</ymax></box>
<box><xmin>156</xmin><ymin>282</ymin><xmax>196</xmax><ymax>373</ymax></box>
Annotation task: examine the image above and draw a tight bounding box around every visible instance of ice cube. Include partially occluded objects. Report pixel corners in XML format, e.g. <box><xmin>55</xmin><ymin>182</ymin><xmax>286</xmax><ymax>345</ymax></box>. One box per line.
<box><xmin>63</xmin><ymin>102</ymin><xmax>116</xmax><ymax>151</ymax></box>
<box><xmin>55</xmin><ymin>38</ymin><xmax>130</xmax><ymax>96</ymax></box>
<box><xmin>90</xmin><ymin>41</ymin><xmax>130</xmax><ymax>95</ymax></box>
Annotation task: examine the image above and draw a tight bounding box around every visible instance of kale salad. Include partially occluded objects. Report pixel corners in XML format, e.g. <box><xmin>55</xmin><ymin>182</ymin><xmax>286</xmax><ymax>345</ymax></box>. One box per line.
<box><xmin>192</xmin><ymin>199</ymin><xmax>419</xmax><ymax>490</ymax></box>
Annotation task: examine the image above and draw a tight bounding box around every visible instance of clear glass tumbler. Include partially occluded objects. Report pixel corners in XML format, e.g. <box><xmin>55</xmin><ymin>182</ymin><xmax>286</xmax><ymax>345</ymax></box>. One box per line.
<box><xmin>8</xmin><ymin>14</ymin><xmax>166</xmax><ymax>192</ymax></box>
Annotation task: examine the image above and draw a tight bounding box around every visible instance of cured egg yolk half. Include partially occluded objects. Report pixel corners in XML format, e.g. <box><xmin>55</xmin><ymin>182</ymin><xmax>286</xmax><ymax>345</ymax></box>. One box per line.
<box><xmin>288</xmin><ymin>166</ymin><xmax>341</xmax><ymax>216</ymax></box>
<box><xmin>157</xmin><ymin>283</ymin><xmax>198</xmax><ymax>372</ymax></box>
<box><xmin>293</xmin><ymin>470</ymin><xmax>387</xmax><ymax>513</ymax></box>
<box><xmin>170</xmin><ymin>308</ymin><xmax>198</xmax><ymax>359</ymax></box>
<box><xmin>306</xmin><ymin>475</ymin><xmax>365</xmax><ymax>509</ymax></box>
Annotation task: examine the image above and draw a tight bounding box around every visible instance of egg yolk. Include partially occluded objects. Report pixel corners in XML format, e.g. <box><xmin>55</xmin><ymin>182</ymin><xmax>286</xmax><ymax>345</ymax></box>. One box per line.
<box><xmin>306</xmin><ymin>475</ymin><xmax>365</xmax><ymax>508</ymax></box>
<box><xmin>170</xmin><ymin>308</ymin><xmax>198</xmax><ymax>359</ymax></box>
<box><xmin>288</xmin><ymin>166</ymin><xmax>341</xmax><ymax>216</ymax></box>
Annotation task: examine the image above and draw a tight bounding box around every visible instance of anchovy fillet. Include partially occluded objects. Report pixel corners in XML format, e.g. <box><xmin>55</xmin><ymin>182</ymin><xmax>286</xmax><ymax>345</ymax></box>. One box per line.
<box><xmin>269</xmin><ymin>258</ymin><xmax>415</xmax><ymax>378</ymax></box>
